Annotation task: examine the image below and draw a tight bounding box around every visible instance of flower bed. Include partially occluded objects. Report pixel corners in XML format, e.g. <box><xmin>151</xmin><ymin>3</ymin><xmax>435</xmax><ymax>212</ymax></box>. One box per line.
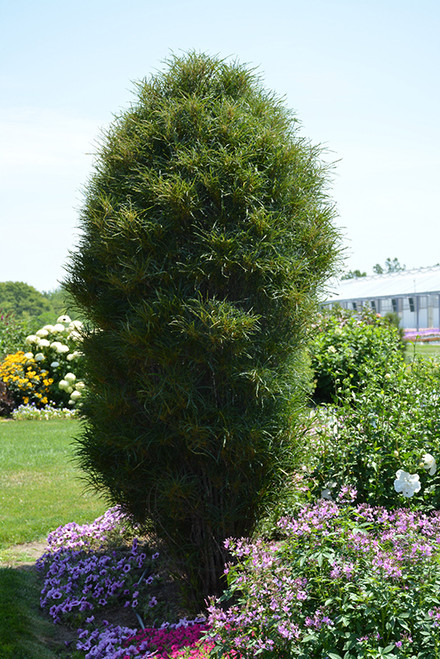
<box><xmin>404</xmin><ymin>328</ymin><xmax>440</xmax><ymax>342</ymax></box>
<box><xmin>207</xmin><ymin>501</ymin><xmax>440</xmax><ymax>658</ymax></box>
<box><xmin>35</xmin><ymin>498</ymin><xmax>440</xmax><ymax>658</ymax></box>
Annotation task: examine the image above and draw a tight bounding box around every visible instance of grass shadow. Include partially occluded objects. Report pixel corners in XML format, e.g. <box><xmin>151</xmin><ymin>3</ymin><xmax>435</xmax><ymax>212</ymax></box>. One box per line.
<box><xmin>0</xmin><ymin>564</ymin><xmax>72</xmax><ymax>658</ymax></box>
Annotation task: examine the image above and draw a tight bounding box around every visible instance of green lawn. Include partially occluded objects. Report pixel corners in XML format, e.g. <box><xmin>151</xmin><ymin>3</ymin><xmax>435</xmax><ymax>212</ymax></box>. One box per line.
<box><xmin>405</xmin><ymin>341</ymin><xmax>440</xmax><ymax>361</ymax></box>
<box><xmin>0</xmin><ymin>419</ymin><xmax>107</xmax><ymax>561</ymax></box>
<box><xmin>0</xmin><ymin>419</ymin><xmax>108</xmax><ymax>657</ymax></box>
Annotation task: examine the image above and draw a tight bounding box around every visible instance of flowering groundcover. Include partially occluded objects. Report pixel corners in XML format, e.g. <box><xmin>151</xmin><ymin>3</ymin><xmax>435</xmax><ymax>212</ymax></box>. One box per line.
<box><xmin>207</xmin><ymin>501</ymin><xmax>440</xmax><ymax>658</ymax></box>
<box><xmin>36</xmin><ymin>501</ymin><xmax>440</xmax><ymax>658</ymax></box>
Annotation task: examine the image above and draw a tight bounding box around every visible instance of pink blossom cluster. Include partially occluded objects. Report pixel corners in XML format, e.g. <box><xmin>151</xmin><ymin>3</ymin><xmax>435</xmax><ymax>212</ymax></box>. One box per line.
<box><xmin>125</xmin><ymin>619</ymin><xmax>212</xmax><ymax>658</ymax></box>
<box><xmin>75</xmin><ymin>618</ymin><xmax>218</xmax><ymax>659</ymax></box>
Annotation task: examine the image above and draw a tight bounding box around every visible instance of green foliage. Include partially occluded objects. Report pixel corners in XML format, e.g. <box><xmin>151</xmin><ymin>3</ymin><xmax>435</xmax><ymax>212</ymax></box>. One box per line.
<box><xmin>0</xmin><ymin>282</ymin><xmax>81</xmax><ymax>333</ymax></box>
<box><xmin>305</xmin><ymin>357</ymin><xmax>440</xmax><ymax>509</ymax></box>
<box><xmin>372</xmin><ymin>257</ymin><xmax>406</xmax><ymax>275</ymax></box>
<box><xmin>0</xmin><ymin>282</ymin><xmax>51</xmax><ymax>325</ymax></box>
<box><xmin>65</xmin><ymin>51</ymin><xmax>340</xmax><ymax>607</ymax></box>
<box><xmin>0</xmin><ymin>316</ymin><xmax>85</xmax><ymax>412</ymax></box>
<box><xmin>23</xmin><ymin>316</ymin><xmax>85</xmax><ymax>408</ymax></box>
<box><xmin>340</xmin><ymin>269</ymin><xmax>366</xmax><ymax>279</ymax></box>
<box><xmin>0</xmin><ymin>311</ymin><xmax>28</xmax><ymax>360</ymax></box>
<box><xmin>37</xmin><ymin>287</ymin><xmax>85</xmax><ymax>328</ymax></box>
<box><xmin>309</xmin><ymin>308</ymin><xmax>404</xmax><ymax>404</ymax></box>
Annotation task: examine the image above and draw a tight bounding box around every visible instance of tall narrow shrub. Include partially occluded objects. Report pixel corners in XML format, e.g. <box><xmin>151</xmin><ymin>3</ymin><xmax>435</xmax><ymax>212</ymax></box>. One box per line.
<box><xmin>65</xmin><ymin>52</ymin><xmax>340</xmax><ymax>607</ymax></box>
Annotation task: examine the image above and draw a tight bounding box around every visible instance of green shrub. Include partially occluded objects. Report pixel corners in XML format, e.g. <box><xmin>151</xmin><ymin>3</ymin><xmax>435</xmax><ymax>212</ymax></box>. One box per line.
<box><xmin>309</xmin><ymin>308</ymin><xmax>404</xmax><ymax>404</ymax></box>
<box><xmin>65</xmin><ymin>51</ymin><xmax>340</xmax><ymax>607</ymax></box>
<box><xmin>305</xmin><ymin>356</ymin><xmax>440</xmax><ymax>509</ymax></box>
<box><xmin>0</xmin><ymin>311</ymin><xmax>29</xmax><ymax>360</ymax></box>
<box><xmin>23</xmin><ymin>315</ymin><xmax>85</xmax><ymax>408</ymax></box>
<box><xmin>0</xmin><ymin>316</ymin><xmax>85</xmax><ymax>412</ymax></box>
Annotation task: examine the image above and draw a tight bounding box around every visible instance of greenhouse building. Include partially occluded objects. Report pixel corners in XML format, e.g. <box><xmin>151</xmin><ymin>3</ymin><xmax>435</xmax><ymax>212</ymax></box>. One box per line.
<box><xmin>322</xmin><ymin>265</ymin><xmax>440</xmax><ymax>333</ymax></box>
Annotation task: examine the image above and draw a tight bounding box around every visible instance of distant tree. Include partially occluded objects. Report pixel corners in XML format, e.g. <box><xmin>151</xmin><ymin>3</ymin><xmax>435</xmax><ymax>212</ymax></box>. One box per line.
<box><xmin>341</xmin><ymin>269</ymin><xmax>367</xmax><ymax>280</ymax></box>
<box><xmin>0</xmin><ymin>282</ymin><xmax>84</xmax><ymax>333</ymax></box>
<box><xmin>373</xmin><ymin>258</ymin><xmax>406</xmax><ymax>275</ymax></box>
<box><xmin>0</xmin><ymin>282</ymin><xmax>51</xmax><ymax>323</ymax></box>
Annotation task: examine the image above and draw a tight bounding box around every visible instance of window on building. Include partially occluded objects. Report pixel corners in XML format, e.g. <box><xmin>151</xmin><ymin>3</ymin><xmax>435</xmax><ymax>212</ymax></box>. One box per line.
<box><xmin>409</xmin><ymin>297</ymin><xmax>415</xmax><ymax>313</ymax></box>
<box><xmin>370</xmin><ymin>300</ymin><xmax>376</xmax><ymax>311</ymax></box>
<box><xmin>392</xmin><ymin>298</ymin><xmax>398</xmax><ymax>313</ymax></box>
<box><xmin>352</xmin><ymin>302</ymin><xmax>357</xmax><ymax>311</ymax></box>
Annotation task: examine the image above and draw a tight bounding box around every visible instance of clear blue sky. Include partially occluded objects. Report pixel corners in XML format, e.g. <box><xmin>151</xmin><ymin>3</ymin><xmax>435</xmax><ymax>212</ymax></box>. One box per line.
<box><xmin>1</xmin><ymin>0</ymin><xmax>439</xmax><ymax>292</ymax></box>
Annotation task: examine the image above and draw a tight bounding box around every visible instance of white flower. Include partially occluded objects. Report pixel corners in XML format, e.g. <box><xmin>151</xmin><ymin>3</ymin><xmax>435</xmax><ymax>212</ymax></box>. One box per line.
<box><xmin>34</xmin><ymin>353</ymin><xmax>45</xmax><ymax>362</ymax></box>
<box><xmin>70</xmin><ymin>390</ymin><xmax>81</xmax><ymax>401</ymax></box>
<box><xmin>394</xmin><ymin>469</ymin><xmax>421</xmax><ymax>498</ymax></box>
<box><xmin>68</xmin><ymin>320</ymin><xmax>83</xmax><ymax>331</ymax></box>
<box><xmin>75</xmin><ymin>381</ymin><xmax>85</xmax><ymax>391</ymax></box>
<box><xmin>57</xmin><ymin>315</ymin><xmax>71</xmax><ymax>324</ymax></box>
<box><xmin>36</xmin><ymin>328</ymin><xmax>49</xmax><ymax>338</ymax></box>
<box><xmin>327</xmin><ymin>346</ymin><xmax>337</xmax><ymax>354</ymax></box>
<box><xmin>68</xmin><ymin>330</ymin><xmax>83</xmax><ymax>342</ymax></box>
<box><xmin>53</xmin><ymin>323</ymin><xmax>66</xmax><ymax>333</ymax></box>
<box><xmin>421</xmin><ymin>453</ymin><xmax>437</xmax><ymax>476</ymax></box>
<box><xmin>51</xmin><ymin>341</ymin><xmax>69</xmax><ymax>354</ymax></box>
<box><xmin>58</xmin><ymin>380</ymin><xmax>69</xmax><ymax>391</ymax></box>
<box><xmin>42</xmin><ymin>324</ymin><xmax>55</xmax><ymax>333</ymax></box>
<box><xmin>38</xmin><ymin>338</ymin><xmax>50</xmax><ymax>348</ymax></box>
<box><xmin>67</xmin><ymin>350</ymin><xmax>82</xmax><ymax>361</ymax></box>
<box><xmin>64</xmin><ymin>372</ymin><xmax>76</xmax><ymax>383</ymax></box>
<box><xmin>50</xmin><ymin>361</ymin><xmax>60</xmax><ymax>368</ymax></box>
<box><xmin>321</xmin><ymin>488</ymin><xmax>333</xmax><ymax>500</ymax></box>
<box><xmin>25</xmin><ymin>335</ymin><xmax>38</xmax><ymax>344</ymax></box>
<box><xmin>23</xmin><ymin>352</ymin><xmax>34</xmax><ymax>360</ymax></box>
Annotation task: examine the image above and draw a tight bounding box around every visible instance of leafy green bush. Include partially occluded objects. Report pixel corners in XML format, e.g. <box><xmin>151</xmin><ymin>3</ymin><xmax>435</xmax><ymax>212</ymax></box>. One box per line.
<box><xmin>309</xmin><ymin>308</ymin><xmax>404</xmax><ymax>404</ymax></box>
<box><xmin>0</xmin><ymin>315</ymin><xmax>85</xmax><ymax>411</ymax></box>
<box><xmin>64</xmin><ymin>52</ymin><xmax>340</xmax><ymax>607</ymax></box>
<box><xmin>0</xmin><ymin>310</ymin><xmax>29</xmax><ymax>360</ymax></box>
<box><xmin>305</xmin><ymin>356</ymin><xmax>440</xmax><ymax>509</ymax></box>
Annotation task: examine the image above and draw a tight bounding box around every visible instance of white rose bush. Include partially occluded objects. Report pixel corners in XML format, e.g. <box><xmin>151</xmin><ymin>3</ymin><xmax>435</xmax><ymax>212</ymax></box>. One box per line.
<box><xmin>393</xmin><ymin>469</ymin><xmax>421</xmax><ymax>498</ymax></box>
<box><xmin>305</xmin><ymin>352</ymin><xmax>440</xmax><ymax>511</ymax></box>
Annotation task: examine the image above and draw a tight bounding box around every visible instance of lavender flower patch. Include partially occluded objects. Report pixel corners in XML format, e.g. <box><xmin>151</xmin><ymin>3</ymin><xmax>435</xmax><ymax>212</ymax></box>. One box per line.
<box><xmin>37</xmin><ymin>536</ymin><xmax>159</xmax><ymax>626</ymax></box>
<box><xmin>75</xmin><ymin>619</ymin><xmax>140</xmax><ymax>659</ymax></box>
<box><xmin>42</xmin><ymin>506</ymin><xmax>130</xmax><ymax>553</ymax></box>
<box><xmin>207</xmin><ymin>501</ymin><xmax>440</xmax><ymax>658</ymax></box>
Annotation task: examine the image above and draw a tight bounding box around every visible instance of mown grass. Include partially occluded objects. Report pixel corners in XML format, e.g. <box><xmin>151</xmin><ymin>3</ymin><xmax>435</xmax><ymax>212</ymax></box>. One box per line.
<box><xmin>0</xmin><ymin>568</ymin><xmax>62</xmax><ymax>659</ymax></box>
<box><xmin>0</xmin><ymin>419</ymin><xmax>107</xmax><ymax>558</ymax></box>
<box><xmin>405</xmin><ymin>341</ymin><xmax>440</xmax><ymax>361</ymax></box>
<box><xmin>0</xmin><ymin>419</ymin><xmax>107</xmax><ymax>658</ymax></box>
